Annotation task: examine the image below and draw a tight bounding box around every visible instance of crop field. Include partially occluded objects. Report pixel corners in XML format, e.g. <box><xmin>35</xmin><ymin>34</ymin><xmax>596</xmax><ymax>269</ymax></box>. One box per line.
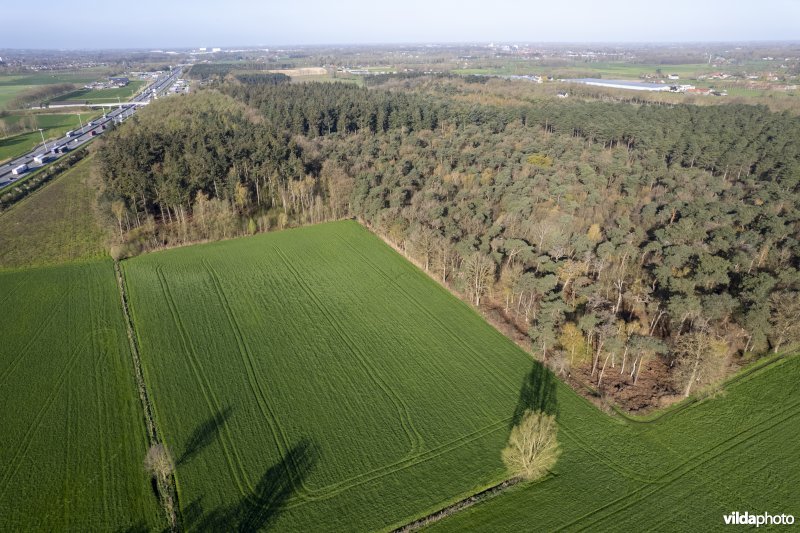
<box><xmin>454</xmin><ymin>62</ymin><xmax>717</xmax><ymax>80</ymax></box>
<box><xmin>0</xmin><ymin>156</ymin><xmax>109</xmax><ymax>269</ymax></box>
<box><xmin>0</xmin><ymin>112</ymin><xmax>101</xmax><ymax>162</ymax></box>
<box><xmin>431</xmin><ymin>353</ymin><xmax>800</xmax><ymax>531</ymax></box>
<box><xmin>56</xmin><ymin>81</ymin><xmax>146</xmax><ymax>104</ymax></box>
<box><xmin>122</xmin><ymin>220</ymin><xmax>534</xmax><ymax>531</ymax></box>
<box><xmin>0</xmin><ymin>260</ymin><xmax>163</xmax><ymax>531</ymax></box>
<box><xmin>0</xmin><ymin>70</ymin><xmax>106</xmax><ymax>109</ymax></box>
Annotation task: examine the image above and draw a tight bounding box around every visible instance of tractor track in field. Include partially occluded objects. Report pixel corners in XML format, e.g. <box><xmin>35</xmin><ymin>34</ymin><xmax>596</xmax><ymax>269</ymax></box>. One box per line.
<box><xmin>115</xmin><ymin>262</ymin><xmax>179</xmax><ymax>531</ymax></box>
<box><xmin>153</xmin><ymin>265</ymin><xmax>253</xmax><ymax>497</ymax></box>
<box><xmin>202</xmin><ymin>252</ymin><xmax>520</xmax><ymax>507</ymax></box>
<box><xmin>334</xmin><ymin>232</ymin><xmax>518</xmax><ymax>397</ymax></box>
<box><xmin>201</xmin><ymin>261</ymin><xmax>299</xmax><ymax>486</ymax></box>
<box><xmin>271</xmin><ymin>245</ymin><xmax>425</xmax><ymax>459</ymax></box>
<box><xmin>554</xmin><ymin>397</ymin><xmax>800</xmax><ymax>531</ymax></box>
<box><xmin>0</xmin><ymin>334</ymin><xmax>85</xmax><ymax>501</ymax></box>
<box><xmin>0</xmin><ymin>288</ymin><xmax>71</xmax><ymax>387</ymax></box>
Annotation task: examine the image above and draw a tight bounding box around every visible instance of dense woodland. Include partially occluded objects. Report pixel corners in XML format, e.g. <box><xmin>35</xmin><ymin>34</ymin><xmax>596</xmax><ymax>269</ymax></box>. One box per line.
<box><xmin>94</xmin><ymin>78</ymin><xmax>800</xmax><ymax>406</ymax></box>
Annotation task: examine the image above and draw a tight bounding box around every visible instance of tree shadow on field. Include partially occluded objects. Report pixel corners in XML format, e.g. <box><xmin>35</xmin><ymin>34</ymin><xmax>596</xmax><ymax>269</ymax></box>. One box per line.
<box><xmin>511</xmin><ymin>362</ymin><xmax>558</xmax><ymax>427</ymax></box>
<box><xmin>178</xmin><ymin>406</ymin><xmax>235</xmax><ymax>466</ymax></box>
<box><xmin>183</xmin><ymin>438</ymin><xmax>317</xmax><ymax>532</ymax></box>
<box><xmin>114</xmin><ymin>521</ymin><xmax>148</xmax><ymax>533</ymax></box>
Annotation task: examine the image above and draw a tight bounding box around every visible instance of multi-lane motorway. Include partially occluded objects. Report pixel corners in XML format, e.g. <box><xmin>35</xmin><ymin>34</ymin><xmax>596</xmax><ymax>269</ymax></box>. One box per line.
<box><xmin>0</xmin><ymin>66</ymin><xmax>183</xmax><ymax>186</ymax></box>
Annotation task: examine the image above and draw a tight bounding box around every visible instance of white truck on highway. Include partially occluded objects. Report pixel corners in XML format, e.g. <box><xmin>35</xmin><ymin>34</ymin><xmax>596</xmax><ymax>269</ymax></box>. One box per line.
<box><xmin>34</xmin><ymin>153</ymin><xmax>52</xmax><ymax>164</ymax></box>
<box><xmin>12</xmin><ymin>164</ymin><xmax>28</xmax><ymax>175</ymax></box>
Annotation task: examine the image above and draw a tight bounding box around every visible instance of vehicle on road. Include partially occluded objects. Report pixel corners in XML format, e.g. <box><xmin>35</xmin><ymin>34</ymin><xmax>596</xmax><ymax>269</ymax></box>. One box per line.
<box><xmin>12</xmin><ymin>164</ymin><xmax>28</xmax><ymax>175</ymax></box>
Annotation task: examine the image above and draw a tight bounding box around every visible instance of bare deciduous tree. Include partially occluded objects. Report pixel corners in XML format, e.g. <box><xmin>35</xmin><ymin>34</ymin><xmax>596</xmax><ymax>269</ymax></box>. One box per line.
<box><xmin>144</xmin><ymin>443</ymin><xmax>174</xmax><ymax>483</ymax></box>
<box><xmin>461</xmin><ymin>253</ymin><xmax>495</xmax><ymax>307</ymax></box>
<box><xmin>769</xmin><ymin>291</ymin><xmax>800</xmax><ymax>354</ymax></box>
<box><xmin>502</xmin><ymin>410</ymin><xmax>561</xmax><ymax>481</ymax></box>
<box><xmin>673</xmin><ymin>331</ymin><xmax>729</xmax><ymax>397</ymax></box>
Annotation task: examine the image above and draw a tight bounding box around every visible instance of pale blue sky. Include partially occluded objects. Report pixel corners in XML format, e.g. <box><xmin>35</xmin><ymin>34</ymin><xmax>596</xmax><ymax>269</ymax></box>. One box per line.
<box><xmin>2</xmin><ymin>0</ymin><xmax>798</xmax><ymax>49</ymax></box>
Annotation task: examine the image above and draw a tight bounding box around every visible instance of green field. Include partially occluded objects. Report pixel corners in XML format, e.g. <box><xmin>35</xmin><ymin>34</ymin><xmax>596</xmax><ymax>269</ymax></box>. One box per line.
<box><xmin>0</xmin><ymin>70</ymin><xmax>106</xmax><ymax>109</ymax></box>
<box><xmin>0</xmin><ymin>112</ymin><xmax>101</xmax><ymax>163</ymax></box>
<box><xmin>0</xmin><ymin>156</ymin><xmax>109</xmax><ymax>269</ymax></box>
<box><xmin>431</xmin><ymin>354</ymin><xmax>800</xmax><ymax>531</ymax></box>
<box><xmin>454</xmin><ymin>62</ymin><xmax>717</xmax><ymax>80</ymax></box>
<box><xmin>0</xmin><ymin>260</ymin><xmax>164</xmax><ymax>531</ymax></box>
<box><xmin>0</xmin><ymin>212</ymin><xmax>795</xmax><ymax>530</ymax></box>
<box><xmin>57</xmin><ymin>81</ymin><xmax>146</xmax><ymax>104</ymax></box>
<box><xmin>122</xmin><ymin>220</ymin><xmax>533</xmax><ymax>531</ymax></box>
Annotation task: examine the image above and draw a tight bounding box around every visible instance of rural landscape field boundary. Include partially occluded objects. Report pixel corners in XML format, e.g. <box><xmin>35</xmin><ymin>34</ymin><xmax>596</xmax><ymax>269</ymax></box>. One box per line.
<box><xmin>395</xmin><ymin>350</ymin><xmax>800</xmax><ymax>531</ymax></box>
<box><xmin>612</xmin><ymin>351</ymin><xmax>793</xmax><ymax>424</ymax></box>
<box><xmin>114</xmin><ymin>261</ymin><xmax>180</xmax><ymax>530</ymax></box>
<box><xmin>392</xmin><ymin>476</ymin><xmax>525</xmax><ymax>532</ymax></box>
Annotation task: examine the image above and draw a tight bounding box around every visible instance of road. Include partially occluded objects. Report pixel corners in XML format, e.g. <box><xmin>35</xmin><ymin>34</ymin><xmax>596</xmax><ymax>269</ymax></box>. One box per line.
<box><xmin>0</xmin><ymin>67</ymin><xmax>183</xmax><ymax>186</ymax></box>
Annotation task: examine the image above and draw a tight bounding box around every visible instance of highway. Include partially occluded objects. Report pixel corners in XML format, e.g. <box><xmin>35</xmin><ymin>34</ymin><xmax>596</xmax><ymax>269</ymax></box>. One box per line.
<box><xmin>0</xmin><ymin>66</ymin><xmax>183</xmax><ymax>186</ymax></box>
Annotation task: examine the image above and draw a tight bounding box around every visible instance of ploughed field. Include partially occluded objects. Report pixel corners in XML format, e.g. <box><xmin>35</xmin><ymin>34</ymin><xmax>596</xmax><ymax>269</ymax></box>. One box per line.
<box><xmin>0</xmin><ymin>260</ymin><xmax>163</xmax><ymax>531</ymax></box>
<box><xmin>122</xmin><ymin>220</ymin><xmax>534</xmax><ymax>531</ymax></box>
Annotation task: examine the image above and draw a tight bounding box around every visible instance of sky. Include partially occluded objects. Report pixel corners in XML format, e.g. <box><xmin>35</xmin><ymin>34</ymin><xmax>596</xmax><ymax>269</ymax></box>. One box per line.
<box><xmin>1</xmin><ymin>0</ymin><xmax>798</xmax><ymax>49</ymax></box>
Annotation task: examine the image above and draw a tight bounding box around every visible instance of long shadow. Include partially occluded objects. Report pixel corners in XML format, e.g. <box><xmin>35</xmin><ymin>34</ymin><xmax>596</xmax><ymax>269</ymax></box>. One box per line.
<box><xmin>511</xmin><ymin>362</ymin><xmax>558</xmax><ymax>427</ymax></box>
<box><xmin>113</xmin><ymin>522</ymin><xmax>148</xmax><ymax>533</ymax></box>
<box><xmin>184</xmin><ymin>438</ymin><xmax>317</xmax><ymax>532</ymax></box>
<box><xmin>178</xmin><ymin>406</ymin><xmax>234</xmax><ymax>466</ymax></box>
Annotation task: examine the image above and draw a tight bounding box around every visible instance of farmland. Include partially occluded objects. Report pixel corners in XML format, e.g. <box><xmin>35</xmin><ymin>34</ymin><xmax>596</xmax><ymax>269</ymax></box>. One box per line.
<box><xmin>122</xmin><ymin>220</ymin><xmax>534</xmax><ymax>531</ymax></box>
<box><xmin>56</xmin><ymin>80</ymin><xmax>147</xmax><ymax>104</ymax></box>
<box><xmin>0</xmin><ymin>111</ymin><xmax>101</xmax><ymax>163</ymax></box>
<box><xmin>430</xmin><ymin>353</ymin><xmax>800</xmax><ymax>531</ymax></box>
<box><xmin>0</xmin><ymin>260</ymin><xmax>163</xmax><ymax>531</ymax></box>
<box><xmin>0</xmin><ymin>70</ymin><xmax>105</xmax><ymax>109</ymax></box>
<box><xmin>453</xmin><ymin>61</ymin><xmax>718</xmax><ymax>80</ymax></box>
<box><xmin>0</xmin><ymin>156</ymin><xmax>109</xmax><ymax>269</ymax></box>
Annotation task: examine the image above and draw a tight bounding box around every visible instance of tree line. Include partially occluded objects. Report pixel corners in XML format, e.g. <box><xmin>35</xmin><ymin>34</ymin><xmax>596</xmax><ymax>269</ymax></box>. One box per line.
<box><xmin>94</xmin><ymin>79</ymin><xmax>800</xmax><ymax>403</ymax></box>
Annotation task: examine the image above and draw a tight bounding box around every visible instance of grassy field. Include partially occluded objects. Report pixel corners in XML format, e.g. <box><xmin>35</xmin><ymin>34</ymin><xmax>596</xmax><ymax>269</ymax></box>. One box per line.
<box><xmin>454</xmin><ymin>61</ymin><xmax>717</xmax><ymax>80</ymax></box>
<box><xmin>431</xmin><ymin>353</ymin><xmax>800</xmax><ymax>531</ymax></box>
<box><xmin>0</xmin><ymin>70</ymin><xmax>105</xmax><ymax>108</ymax></box>
<box><xmin>122</xmin><ymin>220</ymin><xmax>533</xmax><ymax>531</ymax></box>
<box><xmin>0</xmin><ymin>111</ymin><xmax>101</xmax><ymax>163</ymax></box>
<box><xmin>0</xmin><ymin>260</ymin><xmax>164</xmax><ymax>531</ymax></box>
<box><xmin>56</xmin><ymin>81</ymin><xmax>146</xmax><ymax>104</ymax></box>
<box><xmin>0</xmin><ymin>156</ymin><xmax>109</xmax><ymax>269</ymax></box>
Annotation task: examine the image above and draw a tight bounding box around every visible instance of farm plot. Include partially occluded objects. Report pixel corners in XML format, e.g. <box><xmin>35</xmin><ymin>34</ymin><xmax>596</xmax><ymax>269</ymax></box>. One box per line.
<box><xmin>0</xmin><ymin>156</ymin><xmax>109</xmax><ymax>269</ymax></box>
<box><xmin>430</xmin><ymin>354</ymin><xmax>800</xmax><ymax>531</ymax></box>
<box><xmin>0</xmin><ymin>260</ymin><xmax>163</xmax><ymax>531</ymax></box>
<box><xmin>0</xmin><ymin>70</ymin><xmax>104</xmax><ymax>109</ymax></box>
<box><xmin>0</xmin><ymin>112</ymin><xmax>102</xmax><ymax>163</ymax></box>
<box><xmin>56</xmin><ymin>81</ymin><xmax>146</xmax><ymax>104</ymax></box>
<box><xmin>122</xmin><ymin>220</ymin><xmax>534</xmax><ymax>531</ymax></box>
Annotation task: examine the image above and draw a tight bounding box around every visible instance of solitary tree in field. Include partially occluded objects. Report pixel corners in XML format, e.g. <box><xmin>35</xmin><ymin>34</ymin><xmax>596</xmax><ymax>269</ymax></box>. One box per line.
<box><xmin>502</xmin><ymin>410</ymin><xmax>560</xmax><ymax>481</ymax></box>
<box><xmin>144</xmin><ymin>443</ymin><xmax>177</xmax><ymax>527</ymax></box>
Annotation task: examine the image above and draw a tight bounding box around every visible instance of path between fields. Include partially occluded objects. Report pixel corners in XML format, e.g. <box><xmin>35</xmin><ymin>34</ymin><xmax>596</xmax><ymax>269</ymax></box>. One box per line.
<box><xmin>114</xmin><ymin>261</ymin><xmax>180</xmax><ymax>530</ymax></box>
<box><xmin>392</xmin><ymin>477</ymin><xmax>523</xmax><ymax>531</ymax></box>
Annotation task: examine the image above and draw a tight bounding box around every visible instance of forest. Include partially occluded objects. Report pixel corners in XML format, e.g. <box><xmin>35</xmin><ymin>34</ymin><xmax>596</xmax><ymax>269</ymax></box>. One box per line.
<box><xmin>93</xmin><ymin>77</ymin><xmax>800</xmax><ymax>408</ymax></box>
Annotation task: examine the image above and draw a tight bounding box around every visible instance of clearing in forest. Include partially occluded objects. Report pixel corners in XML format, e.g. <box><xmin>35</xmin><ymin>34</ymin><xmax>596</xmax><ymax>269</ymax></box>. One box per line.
<box><xmin>122</xmin><ymin>220</ymin><xmax>534</xmax><ymax>531</ymax></box>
